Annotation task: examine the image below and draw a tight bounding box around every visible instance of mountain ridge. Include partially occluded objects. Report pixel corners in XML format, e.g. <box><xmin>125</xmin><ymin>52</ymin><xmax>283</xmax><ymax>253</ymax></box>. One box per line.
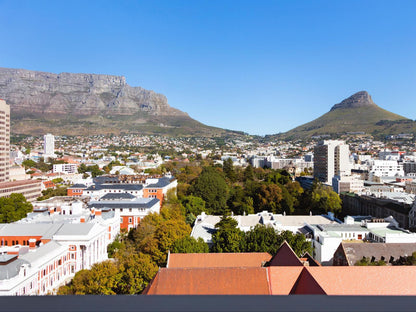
<box><xmin>0</xmin><ymin>67</ymin><xmax>232</xmax><ymax>136</ymax></box>
<box><xmin>275</xmin><ymin>91</ymin><xmax>416</xmax><ymax>140</ymax></box>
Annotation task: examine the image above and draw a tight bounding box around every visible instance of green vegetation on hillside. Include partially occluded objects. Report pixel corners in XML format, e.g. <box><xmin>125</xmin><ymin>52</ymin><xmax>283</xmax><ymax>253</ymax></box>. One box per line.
<box><xmin>277</xmin><ymin>105</ymin><xmax>416</xmax><ymax>140</ymax></box>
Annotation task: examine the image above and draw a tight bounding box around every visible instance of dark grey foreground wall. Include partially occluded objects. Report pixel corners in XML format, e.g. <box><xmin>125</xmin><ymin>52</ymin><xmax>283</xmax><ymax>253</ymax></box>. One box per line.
<box><xmin>0</xmin><ymin>295</ymin><xmax>414</xmax><ymax>312</ymax></box>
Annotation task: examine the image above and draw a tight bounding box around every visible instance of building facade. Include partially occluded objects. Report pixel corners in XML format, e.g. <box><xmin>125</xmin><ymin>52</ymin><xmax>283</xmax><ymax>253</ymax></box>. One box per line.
<box><xmin>313</xmin><ymin>140</ymin><xmax>350</xmax><ymax>185</ymax></box>
<box><xmin>43</xmin><ymin>134</ymin><xmax>55</xmax><ymax>159</ymax></box>
<box><xmin>0</xmin><ymin>100</ymin><xmax>10</xmax><ymax>183</ymax></box>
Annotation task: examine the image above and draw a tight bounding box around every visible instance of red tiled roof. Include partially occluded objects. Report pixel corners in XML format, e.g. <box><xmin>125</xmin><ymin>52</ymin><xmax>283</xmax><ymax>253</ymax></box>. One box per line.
<box><xmin>305</xmin><ymin>266</ymin><xmax>416</xmax><ymax>295</ymax></box>
<box><xmin>268</xmin><ymin>267</ymin><xmax>303</xmax><ymax>295</ymax></box>
<box><xmin>167</xmin><ymin>252</ymin><xmax>271</xmax><ymax>268</ymax></box>
<box><xmin>268</xmin><ymin>241</ymin><xmax>304</xmax><ymax>266</ymax></box>
<box><xmin>144</xmin><ymin>267</ymin><xmax>270</xmax><ymax>295</ymax></box>
<box><xmin>290</xmin><ymin>267</ymin><xmax>326</xmax><ymax>295</ymax></box>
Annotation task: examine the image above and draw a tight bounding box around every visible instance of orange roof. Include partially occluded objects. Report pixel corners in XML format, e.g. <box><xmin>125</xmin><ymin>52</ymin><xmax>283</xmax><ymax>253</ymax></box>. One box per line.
<box><xmin>144</xmin><ymin>267</ymin><xmax>270</xmax><ymax>295</ymax></box>
<box><xmin>268</xmin><ymin>267</ymin><xmax>303</xmax><ymax>295</ymax></box>
<box><xmin>167</xmin><ymin>252</ymin><xmax>271</xmax><ymax>268</ymax></box>
<box><xmin>304</xmin><ymin>267</ymin><xmax>416</xmax><ymax>295</ymax></box>
<box><xmin>268</xmin><ymin>241</ymin><xmax>304</xmax><ymax>266</ymax></box>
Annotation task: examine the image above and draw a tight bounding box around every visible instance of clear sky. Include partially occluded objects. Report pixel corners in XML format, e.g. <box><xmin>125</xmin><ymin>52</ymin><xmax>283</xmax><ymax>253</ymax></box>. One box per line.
<box><xmin>1</xmin><ymin>0</ymin><xmax>415</xmax><ymax>135</ymax></box>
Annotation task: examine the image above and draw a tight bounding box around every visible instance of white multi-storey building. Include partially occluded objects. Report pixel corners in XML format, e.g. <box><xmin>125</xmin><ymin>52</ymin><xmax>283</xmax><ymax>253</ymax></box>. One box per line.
<box><xmin>0</xmin><ymin>100</ymin><xmax>10</xmax><ymax>183</ymax></box>
<box><xmin>43</xmin><ymin>133</ymin><xmax>55</xmax><ymax>159</ymax></box>
<box><xmin>53</xmin><ymin>164</ymin><xmax>78</xmax><ymax>174</ymax></box>
<box><xmin>0</xmin><ymin>198</ymin><xmax>120</xmax><ymax>295</ymax></box>
<box><xmin>313</xmin><ymin>140</ymin><xmax>351</xmax><ymax>185</ymax></box>
<box><xmin>367</xmin><ymin>160</ymin><xmax>404</xmax><ymax>181</ymax></box>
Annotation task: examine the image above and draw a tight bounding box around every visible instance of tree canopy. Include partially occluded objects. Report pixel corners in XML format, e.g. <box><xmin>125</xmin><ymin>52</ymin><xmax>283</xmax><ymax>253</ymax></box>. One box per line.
<box><xmin>190</xmin><ymin>167</ymin><xmax>229</xmax><ymax>215</ymax></box>
<box><xmin>0</xmin><ymin>193</ymin><xmax>32</xmax><ymax>223</ymax></box>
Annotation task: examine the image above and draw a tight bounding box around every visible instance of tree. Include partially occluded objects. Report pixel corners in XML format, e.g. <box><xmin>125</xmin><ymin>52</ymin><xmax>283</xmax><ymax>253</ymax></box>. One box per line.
<box><xmin>190</xmin><ymin>167</ymin><xmax>229</xmax><ymax>215</ymax></box>
<box><xmin>0</xmin><ymin>193</ymin><xmax>33</xmax><ymax>223</ymax></box>
<box><xmin>211</xmin><ymin>216</ymin><xmax>245</xmax><ymax>253</ymax></box>
<box><xmin>227</xmin><ymin>185</ymin><xmax>254</xmax><ymax>215</ymax></box>
<box><xmin>309</xmin><ymin>182</ymin><xmax>342</xmax><ymax>214</ymax></box>
<box><xmin>223</xmin><ymin>158</ymin><xmax>236</xmax><ymax>182</ymax></box>
<box><xmin>22</xmin><ymin>159</ymin><xmax>37</xmax><ymax>169</ymax></box>
<box><xmin>58</xmin><ymin>248</ymin><xmax>158</xmax><ymax>295</ymax></box>
<box><xmin>244</xmin><ymin>225</ymin><xmax>281</xmax><ymax>255</ymax></box>
<box><xmin>243</xmin><ymin>165</ymin><xmax>255</xmax><ymax>182</ymax></box>
<box><xmin>253</xmin><ymin>183</ymin><xmax>283</xmax><ymax>213</ymax></box>
<box><xmin>180</xmin><ymin>195</ymin><xmax>206</xmax><ymax>216</ymax></box>
<box><xmin>37</xmin><ymin>186</ymin><xmax>68</xmax><ymax>201</ymax></box>
<box><xmin>276</xmin><ymin>230</ymin><xmax>313</xmax><ymax>257</ymax></box>
<box><xmin>115</xmin><ymin>250</ymin><xmax>158</xmax><ymax>294</ymax></box>
<box><xmin>355</xmin><ymin>257</ymin><xmax>387</xmax><ymax>266</ymax></box>
<box><xmin>151</xmin><ymin>219</ymin><xmax>191</xmax><ymax>265</ymax></box>
<box><xmin>171</xmin><ymin>236</ymin><xmax>209</xmax><ymax>253</ymax></box>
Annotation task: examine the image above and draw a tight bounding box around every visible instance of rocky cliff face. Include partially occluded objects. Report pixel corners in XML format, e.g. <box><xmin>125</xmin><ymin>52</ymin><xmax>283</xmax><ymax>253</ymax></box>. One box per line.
<box><xmin>330</xmin><ymin>91</ymin><xmax>377</xmax><ymax>111</ymax></box>
<box><xmin>0</xmin><ymin>67</ymin><xmax>187</xmax><ymax>117</ymax></box>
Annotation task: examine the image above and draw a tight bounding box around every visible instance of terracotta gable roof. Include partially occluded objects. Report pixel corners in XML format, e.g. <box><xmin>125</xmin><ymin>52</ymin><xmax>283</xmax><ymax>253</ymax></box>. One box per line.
<box><xmin>306</xmin><ymin>266</ymin><xmax>416</xmax><ymax>295</ymax></box>
<box><xmin>268</xmin><ymin>241</ymin><xmax>304</xmax><ymax>266</ymax></box>
<box><xmin>267</xmin><ymin>266</ymin><xmax>303</xmax><ymax>295</ymax></box>
<box><xmin>301</xmin><ymin>252</ymin><xmax>321</xmax><ymax>266</ymax></box>
<box><xmin>290</xmin><ymin>267</ymin><xmax>326</xmax><ymax>295</ymax></box>
<box><xmin>144</xmin><ymin>267</ymin><xmax>270</xmax><ymax>295</ymax></box>
<box><xmin>167</xmin><ymin>252</ymin><xmax>271</xmax><ymax>268</ymax></box>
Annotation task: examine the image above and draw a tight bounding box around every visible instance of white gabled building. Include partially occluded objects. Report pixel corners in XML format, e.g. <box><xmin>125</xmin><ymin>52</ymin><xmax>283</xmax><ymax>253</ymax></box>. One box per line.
<box><xmin>0</xmin><ymin>241</ymin><xmax>70</xmax><ymax>296</ymax></box>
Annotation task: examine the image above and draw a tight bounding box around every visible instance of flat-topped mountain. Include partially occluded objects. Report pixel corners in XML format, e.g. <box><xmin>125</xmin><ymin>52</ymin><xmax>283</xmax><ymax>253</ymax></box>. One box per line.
<box><xmin>0</xmin><ymin>67</ymin><xmax>232</xmax><ymax>136</ymax></box>
<box><xmin>276</xmin><ymin>91</ymin><xmax>416</xmax><ymax>140</ymax></box>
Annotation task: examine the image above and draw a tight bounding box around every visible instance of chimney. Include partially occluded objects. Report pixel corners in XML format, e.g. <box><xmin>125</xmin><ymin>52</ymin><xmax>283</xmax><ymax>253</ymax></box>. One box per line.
<box><xmin>29</xmin><ymin>239</ymin><xmax>36</xmax><ymax>250</ymax></box>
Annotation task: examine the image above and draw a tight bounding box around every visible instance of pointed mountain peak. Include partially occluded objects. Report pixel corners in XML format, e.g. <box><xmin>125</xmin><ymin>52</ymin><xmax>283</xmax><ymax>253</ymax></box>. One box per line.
<box><xmin>330</xmin><ymin>91</ymin><xmax>376</xmax><ymax>111</ymax></box>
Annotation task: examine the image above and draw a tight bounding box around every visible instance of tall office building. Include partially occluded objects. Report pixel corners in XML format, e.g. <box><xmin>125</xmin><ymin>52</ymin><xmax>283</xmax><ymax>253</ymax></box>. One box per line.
<box><xmin>43</xmin><ymin>133</ymin><xmax>55</xmax><ymax>158</ymax></box>
<box><xmin>0</xmin><ymin>99</ymin><xmax>42</xmax><ymax>201</ymax></box>
<box><xmin>313</xmin><ymin>140</ymin><xmax>351</xmax><ymax>185</ymax></box>
<box><xmin>0</xmin><ymin>100</ymin><xmax>10</xmax><ymax>182</ymax></box>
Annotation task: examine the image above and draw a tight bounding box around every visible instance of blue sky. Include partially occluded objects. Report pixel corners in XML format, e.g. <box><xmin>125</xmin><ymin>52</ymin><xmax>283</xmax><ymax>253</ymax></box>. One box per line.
<box><xmin>1</xmin><ymin>0</ymin><xmax>415</xmax><ymax>135</ymax></box>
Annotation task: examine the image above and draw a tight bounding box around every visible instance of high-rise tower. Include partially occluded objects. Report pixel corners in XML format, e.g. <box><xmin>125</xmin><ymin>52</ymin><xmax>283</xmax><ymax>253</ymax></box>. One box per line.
<box><xmin>43</xmin><ymin>133</ymin><xmax>55</xmax><ymax>159</ymax></box>
<box><xmin>313</xmin><ymin>140</ymin><xmax>350</xmax><ymax>185</ymax></box>
<box><xmin>0</xmin><ymin>100</ymin><xmax>10</xmax><ymax>182</ymax></box>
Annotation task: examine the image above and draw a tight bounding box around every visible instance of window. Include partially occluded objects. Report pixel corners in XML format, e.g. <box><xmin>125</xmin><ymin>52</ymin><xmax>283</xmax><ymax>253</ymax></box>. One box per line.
<box><xmin>128</xmin><ymin>217</ymin><xmax>132</xmax><ymax>223</ymax></box>
<box><xmin>120</xmin><ymin>217</ymin><xmax>123</xmax><ymax>223</ymax></box>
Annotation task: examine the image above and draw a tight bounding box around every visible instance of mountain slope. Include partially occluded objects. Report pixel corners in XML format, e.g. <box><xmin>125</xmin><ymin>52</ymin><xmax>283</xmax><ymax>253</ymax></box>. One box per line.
<box><xmin>0</xmin><ymin>67</ymin><xmax>232</xmax><ymax>136</ymax></box>
<box><xmin>277</xmin><ymin>91</ymin><xmax>416</xmax><ymax>140</ymax></box>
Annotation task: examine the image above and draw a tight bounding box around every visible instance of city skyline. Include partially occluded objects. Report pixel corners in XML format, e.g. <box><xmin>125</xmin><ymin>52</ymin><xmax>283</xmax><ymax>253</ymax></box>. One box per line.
<box><xmin>1</xmin><ymin>1</ymin><xmax>415</xmax><ymax>135</ymax></box>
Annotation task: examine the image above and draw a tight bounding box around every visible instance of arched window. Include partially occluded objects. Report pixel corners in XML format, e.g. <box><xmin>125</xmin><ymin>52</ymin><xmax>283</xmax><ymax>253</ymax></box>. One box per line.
<box><xmin>12</xmin><ymin>240</ymin><xmax>15</xmax><ymax>245</ymax></box>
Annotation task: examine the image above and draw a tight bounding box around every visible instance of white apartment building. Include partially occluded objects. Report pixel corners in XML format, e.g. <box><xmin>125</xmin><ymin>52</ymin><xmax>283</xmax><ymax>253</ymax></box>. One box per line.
<box><xmin>367</xmin><ymin>160</ymin><xmax>404</xmax><ymax>181</ymax></box>
<box><xmin>0</xmin><ymin>241</ymin><xmax>71</xmax><ymax>296</ymax></box>
<box><xmin>0</xmin><ymin>100</ymin><xmax>10</xmax><ymax>183</ymax></box>
<box><xmin>53</xmin><ymin>164</ymin><xmax>78</xmax><ymax>174</ymax></box>
<box><xmin>310</xmin><ymin>216</ymin><xmax>416</xmax><ymax>265</ymax></box>
<box><xmin>313</xmin><ymin>140</ymin><xmax>351</xmax><ymax>185</ymax></box>
<box><xmin>0</xmin><ymin>197</ymin><xmax>121</xmax><ymax>295</ymax></box>
<box><xmin>43</xmin><ymin>133</ymin><xmax>55</xmax><ymax>159</ymax></box>
<box><xmin>332</xmin><ymin>174</ymin><xmax>365</xmax><ymax>194</ymax></box>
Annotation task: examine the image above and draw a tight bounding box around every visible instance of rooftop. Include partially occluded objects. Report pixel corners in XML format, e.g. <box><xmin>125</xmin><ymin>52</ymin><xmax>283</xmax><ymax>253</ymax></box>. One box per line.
<box><xmin>167</xmin><ymin>252</ymin><xmax>271</xmax><ymax>268</ymax></box>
